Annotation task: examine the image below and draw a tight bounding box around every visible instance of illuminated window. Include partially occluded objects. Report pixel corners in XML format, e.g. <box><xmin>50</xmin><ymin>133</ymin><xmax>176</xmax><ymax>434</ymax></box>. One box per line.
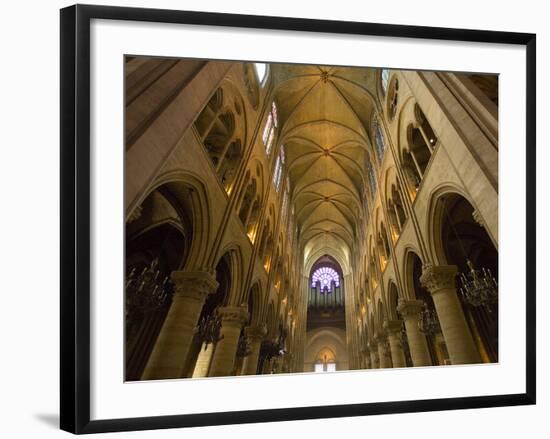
<box><xmin>374</xmin><ymin>118</ymin><xmax>386</xmax><ymax>163</ymax></box>
<box><xmin>254</xmin><ymin>63</ymin><xmax>267</xmax><ymax>84</ymax></box>
<box><xmin>314</xmin><ymin>361</ymin><xmax>336</xmax><ymax>372</ymax></box>
<box><xmin>311</xmin><ymin>266</ymin><xmax>340</xmax><ymax>292</ymax></box>
<box><xmin>381</xmin><ymin>69</ymin><xmax>390</xmax><ymax>94</ymax></box>
<box><xmin>262</xmin><ymin>102</ymin><xmax>278</xmax><ymax>155</ymax></box>
<box><xmin>367</xmin><ymin>160</ymin><xmax>377</xmax><ymax>197</ymax></box>
<box><xmin>273</xmin><ymin>145</ymin><xmax>285</xmax><ymax>191</ymax></box>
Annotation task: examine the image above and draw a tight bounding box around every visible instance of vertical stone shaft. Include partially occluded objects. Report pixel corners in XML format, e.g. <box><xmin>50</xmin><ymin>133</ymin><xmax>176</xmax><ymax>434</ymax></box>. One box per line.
<box><xmin>192</xmin><ymin>342</ymin><xmax>215</xmax><ymax>378</ymax></box>
<box><xmin>208</xmin><ymin>306</ymin><xmax>249</xmax><ymax>377</ymax></box>
<box><xmin>142</xmin><ymin>271</ymin><xmax>218</xmax><ymax>380</ymax></box>
<box><xmin>241</xmin><ymin>325</ymin><xmax>266</xmax><ymax>375</ymax></box>
<box><xmin>377</xmin><ymin>334</ymin><xmax>392</xmax><ymax>368</ymax></box>
<box><xmin>421</xmin><ymin>265</ymin><xmax>481</xmax><ymax>364</ymax></box>
<box><xmin>369</xmin><ymin>343</ymin><xmax>379</xmax><ymax>368</ymax></box>
<box><xmin>385</xmin><ymin>320</ymin><xmax>407</xmax><ymax>368</ymax></box>
<box><xmin>398</xmin><ymin>299</ymin><xmax>433</xmax><ymax>367</ymax></box>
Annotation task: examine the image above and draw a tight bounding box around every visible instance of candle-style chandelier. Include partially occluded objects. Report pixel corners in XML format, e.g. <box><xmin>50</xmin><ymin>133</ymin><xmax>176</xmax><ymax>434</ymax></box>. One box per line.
<box><xmin>236</xmin><ymin>332</ymin><xmax>251</xmax><ymax>358</ymax></box>
<box><xmin>125</xmin><ymin>258</ymin><xmax>172</xmax><ymax>317</ymax></box>
<box><xmin>418</xmin><ymin>303</ymin><xmax>440</xmax><ymax>335</ymax></box>
<box><xmin>261</xmin><ymin>324</ymin><xmax>288</xmax><ymax>361</ymax></box>
<box><xmin>196</xmin><ymin>309</ymin><xmax>224</xmax><ymax>348</ymax></box>
<box><xmin>458</xmin><ymin>260</ymin><xmax>498</xmax><ymax>311</ymax></box>
<box><xmin>443</xmin><ymin>200</ymin><xmax>499</xmax><ymax>311</ymax></box>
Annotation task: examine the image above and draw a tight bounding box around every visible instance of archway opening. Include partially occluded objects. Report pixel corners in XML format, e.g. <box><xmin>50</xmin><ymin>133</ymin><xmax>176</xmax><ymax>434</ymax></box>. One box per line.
<box><xmin>124</xmin><ymin>185</ymin><xmax>192</xmax><ymax>381</ymax></box>
<box><xmin>438</xmin><ymin>193</ymin><xmax>498</xmax><ymax>362</ymax></box>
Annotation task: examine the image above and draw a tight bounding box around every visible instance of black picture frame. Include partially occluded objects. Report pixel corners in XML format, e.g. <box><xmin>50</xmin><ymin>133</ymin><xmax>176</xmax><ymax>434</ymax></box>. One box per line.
<box><xmin>60</xmin><ymin>4</ymin><xmax>536</xmax><ymax>434</ymax></box>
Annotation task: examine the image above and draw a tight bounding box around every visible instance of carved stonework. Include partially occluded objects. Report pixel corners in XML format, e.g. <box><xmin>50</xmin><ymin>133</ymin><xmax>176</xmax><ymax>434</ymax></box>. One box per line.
<box><xmin>397</xmin><ymin>299</ymin><xmax>425</xmax><ymax>318</ymax></box>
<box><xmin>127</xmin><ymin>205</ymin><xmax>142</xmax><ymax>223</ymax></box>
<box><xmin>375</xmin><ymin>332</ymin><xmax>388</xmax><ymax>345</ymax></box>
<box><xmin>170</xmin><ymin>271</ymin><xmax>219</xmax><ymax>301</ymax></box>
<box><xmin>420</xmin><ymin>264</ymin><xmax>458</xmax><ymax>294</ymax></box>
<box><xmin>245</xmin><ymin>324</ymin><xmax>267</xmax><ymax>341</ymax></box>
<box><xmin>384</xmin><ymin>319</ymin><xmax>403</xmax><ymax>335</ymax></box>
<box><xmin>472</xmin><ymin>209</ymin><xmax>485</xmax><ymax>227</ymax></box>
<box><xmin>218</xmin><ymin>305</ymin><xmax>249</xmax><ymax>326</ymax></box>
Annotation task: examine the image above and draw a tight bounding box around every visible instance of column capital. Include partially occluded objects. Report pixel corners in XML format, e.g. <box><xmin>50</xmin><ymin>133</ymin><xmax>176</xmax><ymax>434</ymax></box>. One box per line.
<box><xmin>171</xmin><ymin>270</ymin><xmax>219</xmax><ymax>300</ymax></box>
<box><xmin>374</xmin><ymin>331</ymin><xmax>388</xmax><ymax>344</ymax></box>
<box><xmin>245</xmin><ymin>324</ymin><xmax>267</xmax><ymax>341</ymax></box>
<box><xmin>218</xmin><ymin>305</ymin><xmax>249</xmax><ymax>326</ymax></box>
<box><xmin>420</xmin><ymin>264</ymin><xmax>458</xmax><ymax>295</ymax></box>
<box><xmin>383</xmin><ymin>319</ymin><xmax>403</xmax><ymax>335</ymax></box>
<box><xmin>397</xmin><ymin>299</ymin><xmax>425</xmax><ymax>318</ymax></box>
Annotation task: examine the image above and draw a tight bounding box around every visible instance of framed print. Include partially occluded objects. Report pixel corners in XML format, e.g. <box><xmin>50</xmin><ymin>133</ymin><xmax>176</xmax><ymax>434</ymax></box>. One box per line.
<box><xmin>60</xmin><ymin>4</ymin><xmax>536</xmax><ymax>434</ymax></box>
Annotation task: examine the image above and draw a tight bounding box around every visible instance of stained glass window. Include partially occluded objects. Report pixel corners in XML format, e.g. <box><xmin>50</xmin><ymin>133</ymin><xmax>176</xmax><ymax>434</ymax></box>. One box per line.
<box><xmin>273</xmin><ymin>145</ymin><xmax>285</xmax><ymax>191</ymax></box>
<box><xmin>374</xmin><ymin>118</ymin><xmax>386</xmax><ymax>162</ymax></box>
<box><xmin>271</xmin><ymin>101</ymin><xmax>278</xmax><ymax>127</ymax></box>
<box><xmin>367</xmin><ymin>160</ymin><xmax>377</xmax><ymax>197</ymax></box>
<box><xmin>263</xmin><ymin>102</ymin><xmax>278</xmax><ymax>155</ymax></box>
<box><xmin>266</xmin><ymin>128</ymin><xmax>275</xmax><ymax>155</ymax></box>
<box><xmin>381</xmin><ymin>69</ymin><xmax>390</xmax><ymax>94</ymax></box>
<box><xmin>311</xmin><ymin>267</ymin><xmax>340</xmax><ymax>292</ymax></box>
<box><xmin>262</xmin><ymin>113</ymin><xmax>273</xmax><ymax>145</ymax></box>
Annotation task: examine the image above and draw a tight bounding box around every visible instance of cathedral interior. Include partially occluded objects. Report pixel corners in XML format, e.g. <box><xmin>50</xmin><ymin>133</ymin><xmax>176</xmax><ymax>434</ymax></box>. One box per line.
<box><xmin>124</xmin><ymin>57</ymin><xmax>499</xmax><ymax>380</ymax></box>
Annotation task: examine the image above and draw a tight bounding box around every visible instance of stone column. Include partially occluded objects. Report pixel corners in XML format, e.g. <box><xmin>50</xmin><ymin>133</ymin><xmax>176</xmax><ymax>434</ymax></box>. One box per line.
<box><xmin>397</xmin><ymin>299</ymin><xmax>432</xmax><ymax>367</ymax></box>
<box><xmin>208</xmin><ymin>306</ymin><xmax>249</xmax><ymax>377</ymax></box>
<box><xmin>369</xmin><ymin>342</ymin><xmax>379</xmax><ymax>368</ymax></box>
<box><xmin>361</xmin><ymin>347</ymin><xmax>371</xmax><ymax>369</ymax></box>
<box><xmin>191</xmin><ymin>341</ymin><xmax>215</xmax><ymax>378</ymax></box>
<box><xmin>384</xmin><ymin>320</ymin><xmax>407</xmax><ymax>368</ymax></box>
<box><xmin>376</xmin><ymin>334</ymin><xmax>392</xmax><ymax>368</ymax></box>
<box><xmin>420</xmin><ymin>264</ymin><xmax>481</xmax><ymax>365</ymax></box>
<box><xmin>241</xmin><ymin>325</ymin><xmax>267</xmax><ymax>375</ymax></box>
<box><xmin>142</xmin><ymin>271</ymin><xmax>218</xmax><ymax>380</ymax></box>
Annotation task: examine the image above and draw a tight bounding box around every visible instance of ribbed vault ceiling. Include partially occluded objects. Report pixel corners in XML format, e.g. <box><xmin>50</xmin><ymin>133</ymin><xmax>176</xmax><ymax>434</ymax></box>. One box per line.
<box><xmin>271</xmin><ymin>64</ymin><xmax>379</xmax><ymax>265</ymax></box>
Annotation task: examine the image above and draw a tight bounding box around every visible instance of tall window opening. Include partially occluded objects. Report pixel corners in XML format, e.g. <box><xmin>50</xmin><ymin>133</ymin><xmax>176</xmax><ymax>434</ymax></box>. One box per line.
<box><xmin>381</xmin><ymin>69</ymin><xmax>390</xmax><ymax>94</ymax></box>
<box><xmin>262</xmin><ymin>101</ymin><xmax>278</xmax><ymax>155</ymax></box>
<box><xmin>374</xmin><ymin>117</ymin><xmax>386</xmax><ymax>163</ymax></box>
<box><xmin>273</xmin><ymin>145</ymin><xmax>285</xmax><ymax>191</ymax></box>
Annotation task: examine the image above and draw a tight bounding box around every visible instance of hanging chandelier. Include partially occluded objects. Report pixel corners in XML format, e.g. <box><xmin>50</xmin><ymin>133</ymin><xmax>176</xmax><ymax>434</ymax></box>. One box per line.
<box><xmin>442</xmin><ymin>199</ymin><xmax>498</xmax><ymax>312</ymax></box>
<box><xmin>125</xmin><ymin>258</ymin><xmax>172</xmax><ymax>317</ymax></box>
<box><xmin>236</xmin><ymin>332</ymin><xmax>252</xmax><ymax>358</ymax></box>
<box><xmin>418</xmin><ymin>303</ymin><xmax>440</xmax><ymax>335</ymax></box>
<box><xmin>458</xmin><ymin>259</ymin><xmax>498</xmax><ymax>310</ymax></box>
<box><xmin>196</xmin><ymin>309</ymin><xmax>224</xmax><ymax>347</ymax></box>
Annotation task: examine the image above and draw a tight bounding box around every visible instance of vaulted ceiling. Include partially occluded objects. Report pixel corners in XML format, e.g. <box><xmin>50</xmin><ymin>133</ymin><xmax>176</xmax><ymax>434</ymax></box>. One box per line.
<box><xmin>270</xmin><ymin>64</ymin><xmax>380</xmax><ymax>269</ymax></box>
